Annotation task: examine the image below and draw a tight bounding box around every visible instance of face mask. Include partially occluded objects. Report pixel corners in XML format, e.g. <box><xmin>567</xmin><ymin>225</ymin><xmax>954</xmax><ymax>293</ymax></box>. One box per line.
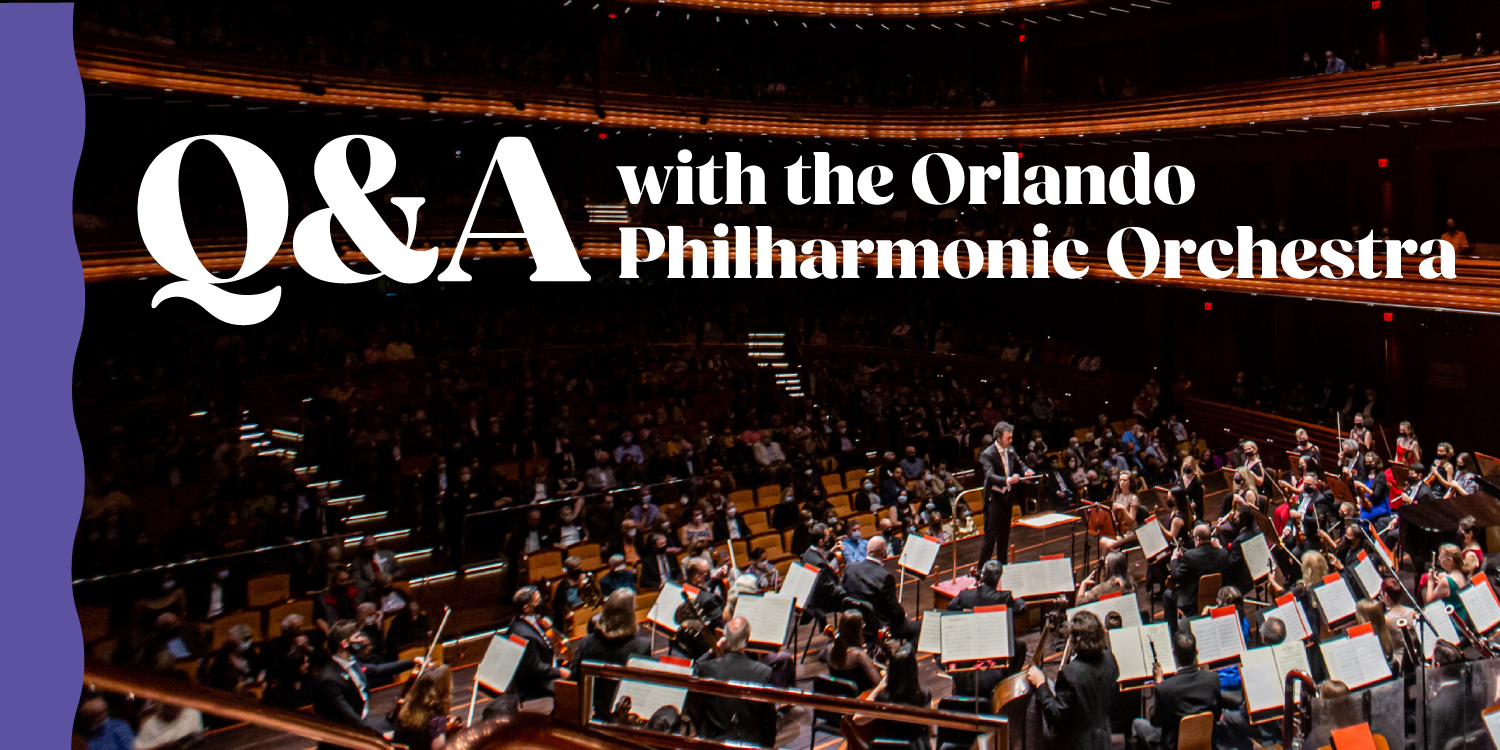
<box><xmin>948</xmin><ymin>487</ymin><xmax>959</xmax><ymax>494</ymax></box>
<box><xmin>217</xmin><ymin>570</ymin><xmax>230</xmax><ymax>580</ymax></box>
<box><xmin>726</xmin><ymin>509</ymin><xmax>736</xmax><ymax>518</ymax></box>
<box><xmin>239</xmin><ymin>638</ymin><xmax>254</xmax><ymax>650</ymax></box>
<box><xmin>627</xmin><ymin>529</ymin><xmax>637</xmax><ymax>537</ymax></box>
<box><xmin>850</xmin><ymin>530</ymin><xmax>862</xmax><ymax>541</ymax></box>
<box><xmin>863</xmin><ymin>482</ymin><xmax>873</xmax><ymax>491</ymax></box>
<box><xmin>162</xmin><ymin>580</ymin><xmax>177</xmax><ymax>592</ymax></box>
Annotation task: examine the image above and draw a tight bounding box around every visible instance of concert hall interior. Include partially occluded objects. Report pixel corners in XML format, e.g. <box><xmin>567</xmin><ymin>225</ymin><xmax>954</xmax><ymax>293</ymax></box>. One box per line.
<box><xmin>71</xmin><ymin>2</ymin><xmax>1500</xmax><ymax>750</ymax></box>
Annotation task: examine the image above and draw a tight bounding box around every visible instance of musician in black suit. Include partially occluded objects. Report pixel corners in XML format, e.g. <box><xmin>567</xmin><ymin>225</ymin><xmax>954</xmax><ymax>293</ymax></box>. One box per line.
<box><xmin>689</xmin><ymin>616</ymin><xmax>777</xmax><ymax>747</ymax></box>
<box><xmin>1166</xmin><ymin>524</ymin><xmax>1230</xmax><ymax>634</ymax></box>
<box><xmin>979</xmin><ymin>422</ymin><xmax>1032</xmax><ymax>566</ymax></box>
<box><xmin>1223</xmin><ymin>505</ymin><xmax>1261</xmax><ymax>594</ymax></box>
<box><xmin>841</xmin><ymin>536</ymin><xmax>917</xmax><ymax>638</ymax></box>
<box><xmin>799</xmin><ymin>523</ymin><xmax>847</xmax><ymax>616</ymax></box>
<box><xmin>310</xmin><ymin>620</ymin><xmax>419</xmax><ymax>750</ymax></box>
<box><xmin>1132</xmin><ymin>632</ymin><xmax>1221</xmax><ymax>750</ymax></box>
<box><xmin>683</xmin><ymin>557</ymin><xmax>726</xmax><ymax>629</ymax></box>
<box><xmin>1026</xmin><ymin>610</ymin><xmax>1119</xmax><ymax>750</ymax></box>
<box><xmin>505</xmin><ymin>586</ymin><xmax>569</xmax><ymax>702</ymax></box>
<box><xmin>638</xmin><ymin>533</ymin><xmax>683</xmax><ymax>590</ymax></box>
<box><xmin>947</xmin><ymin>560</ymin><xmax>1028</xmax><ymax>696</ymax></box>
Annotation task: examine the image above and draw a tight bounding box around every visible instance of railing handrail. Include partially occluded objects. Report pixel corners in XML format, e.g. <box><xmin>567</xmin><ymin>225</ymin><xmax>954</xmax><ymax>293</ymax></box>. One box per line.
<box><xmin>83</xmin><ymin>657</ymin><xmax>397</xmax><ymax>750</ymax></box>
<box><xmin>576</xmin><ymin>660</ymin><xmax>1009</xmax><ymax>736</ymax></box>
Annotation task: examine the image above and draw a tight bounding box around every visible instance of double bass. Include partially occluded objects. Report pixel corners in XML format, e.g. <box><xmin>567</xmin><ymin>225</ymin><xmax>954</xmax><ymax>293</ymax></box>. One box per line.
<box><xmin>993</xmin><ymin>608</ymin><xmax>1066</xmax><ymax>750</ymax></box>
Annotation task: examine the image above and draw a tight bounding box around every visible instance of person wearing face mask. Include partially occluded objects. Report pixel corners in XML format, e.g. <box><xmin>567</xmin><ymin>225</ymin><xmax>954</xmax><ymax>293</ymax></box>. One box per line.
<box><xmin>678</xmin><ymin>506</ymin><xmax>714</xmax><ymax>549</ymax></box>
<box><xmin>629</xmin><ymin>492</ymin><xmax>661</xmax><ymax>529</ymax></box>
<box><xmin>208</xmin><ymin>624</ymin><xmax>266</xmax><ymax>695</ymax></box>
<box><xmin>878</xmin><ymin>518</ymin><xmax>906</xmax><ymax>558</ymax></box>
<box><xmin>771</xmin><ymin>487</ymin><xmax>801</xmax><ymax>530</ymax></box>
<box><xmin>855</xmin><ymin>477</ymin><xmax>881</xmax><ymax>513</ymax></box>
<box><xmin>713</xmin><ymin>504</ymin><xmax>751</xmax><ymax>542</ymax></box>
<box><xmin>841</xmin><ymin>520</ymin><xmax>869</xmax><ymax>565</ymax></box>
<box><xmin>599</xmin><ymin>553</ymin><xmax>637</xmax><ymax>595</ymax></box>
<box><xmin>312</xmin><ymin>620</ymin><xmax>421</xmax><ymax>746</ymax></box>
<box><xmin>318</xmin><ymin>567</ymin><xmax>365</xmax><ymax>630</ymax></box>
<box><xmin>640</xmin><ymin>532</ymin><xmax>684</xmax><ymax>589</ymax></box>
<box><xmin>353</xmin><ymin>603</ymin><xmax>391</xmax><ymax>681</ymax></box>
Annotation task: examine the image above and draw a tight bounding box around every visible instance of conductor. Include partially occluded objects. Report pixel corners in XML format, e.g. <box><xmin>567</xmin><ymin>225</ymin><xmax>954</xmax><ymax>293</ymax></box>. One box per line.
<box><xmin>979</xmin><ymin>422</ymin><xmax>1032</xmax><ymax>566</ymax></box>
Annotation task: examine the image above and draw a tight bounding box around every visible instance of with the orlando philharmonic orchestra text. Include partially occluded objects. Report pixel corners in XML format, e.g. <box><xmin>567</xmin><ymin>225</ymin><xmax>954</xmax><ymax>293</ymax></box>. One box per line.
<box><xmin>137</xmin><ymin>135</ymin><xmax>1459</xmax><ymax>325</ymax></box>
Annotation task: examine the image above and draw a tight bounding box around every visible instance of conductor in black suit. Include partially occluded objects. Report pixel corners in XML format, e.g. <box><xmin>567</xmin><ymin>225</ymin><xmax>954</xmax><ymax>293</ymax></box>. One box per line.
<box><xmin>1132</xmin><ymin>632</ymin><xmax>1221</xmax><ymax>750</ymax></box>
<box><xmin>841</xmin><ymin>536</ymin><xmax>917</xmax><ymax>638</ymax></box>
<box><xmin>690</xmin><ymin>616</ymin><xmax>777</xmax><ymax>747</ymax></box>
<box><xmin>1026</xmin><ymin>610</ymin><xmax>1120</xmax><ymax>750</ymax></box>
<box><xmin>947</xmin><ymin>560</ymin><xmax>1028</xmax><ymax>695</ymax></box>
<box><xmin>310</xmin><ymin>620</ymin><xmax>419</xmax><ymax>750</ymax></box>
<box><xmin>979</xmin><ymin>422</ymin><xmax>1032</xmax><ymax>566</ymax></box>
<box><xmin>1166</xmin><ymin>523</ymin><xmax>1230</xmax><ymax>633</ymax></box>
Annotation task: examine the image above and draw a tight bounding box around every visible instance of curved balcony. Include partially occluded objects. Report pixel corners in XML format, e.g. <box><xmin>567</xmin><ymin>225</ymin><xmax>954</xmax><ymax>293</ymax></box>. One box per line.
<box><xmin>77</xmin><ymin>223</ymin><xmax>1500</xmax><ymax>314</ymax></box>
<box><xmin>77</xmin><ymin>37</ymin><xmax>1500</xmax><ymax>140</ymax></box>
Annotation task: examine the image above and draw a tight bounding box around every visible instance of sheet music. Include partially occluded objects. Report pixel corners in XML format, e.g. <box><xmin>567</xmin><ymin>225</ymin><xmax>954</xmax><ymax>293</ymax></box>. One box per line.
<box><xmin>474</xmin><ymin>634</ymin><xmax>528</xmax><ymax>694</ymax></box>
<box><xmin>1419</xmin><ymin>600</ymin><xmax>1462</xmax><ymax>659</ymax></box>
<box><xmin>940</xmin><ymin>608</ymin><xmax>1012</xmax><ymax>663</ymax></box>
<box><xmin>1272</xmin><ymin>639</ymin><xmax>1313</xmax><ymax>681</ymax></box>
<box><xmin>1319</xmin><ymin>631</ymin><xmax>1391</xmax><ymax>689</ymax></box>
<box><xmin>1110</xmin><ymin>627</ymin><xmax>1150</xmax><ymax>682</ymax></box>
<box><xmin>732</xmin><ymin>593</ymin><xmax>795</xmax><ymax>646</ymax></box>
<box><xmin>1314</xmin><ymin>576</ymin><xmax>1358</xmax><ymax>626</ymax></box>
<box><xmin>1461</xmin><ymin>574</ymin><xmax>1500</xmax><ymax>635</ymax></box>
<box><xmin>1136</xmin><ymin>516</ymin><xmax>1169</xmax><ymax>560</ymax></box>
<box><xmin>778</xmin><ymin>562</ymin><xmax>819</xmax><ymax>610</ymax></box>
<box><xmin>899</xmin><ymin>534</ymin><xmax>942</xmax><ymax>576</ymax></box>
<box><xmin>1067</xmin><ymin>593</ymin><xmax>1143</xmax><ymax>629</ymax></box>
<box><xmin>1016</xmin><ymin>512</ymin><xmax>1075</xmax><ymax>528</ymax></box>
<box><xmin>1239</xmin><ymin>648</ymin><xmax>1283</xmax><ymax>714</ymax></box>
<box><xmin>1264</xmin><ymin>595</ymin><xmax>1312</xmax><ymax>642</ymax></box>
<box><xmin>1109</xmin><ymin>623</ymin><xmax>1177</xmax><ymax>683</ymax></box>
<box><xmin>614</xmin><ymin>655</ymin><xmax>694</xmax><ymax>720</ymax></box>
<box><xmin>1190</xmin><ymin>612</ymin><xmax>1246</xmax><ymax>665</ymax></box>
<box><xmin>1352</xmin><ymin>553</ymin><xmax>1382</xmax><ymax>598</ymax></box>
<box><xmin>1141</xmin><ymin>623</ymin><xmax>1178</xmax><ymax>675</ymax></box>
<box><xmin>1002</xmin><ymin>557</ymin><xmax>1075</xmax><ymax>598</ymax></box>
<box><xmin>916</xmin><ymin>610</ymin><xmax>945</xmax><ymax>654</ymax></box>
<box><xmin>648</xmin><ymin>582</ymin><xmax>687</xmax><ymax>632</ymax></box>
<box><xmin>1242</xmin><ymin>533</ymin><xmax>1272</xmax><ymax>582</ymax></box>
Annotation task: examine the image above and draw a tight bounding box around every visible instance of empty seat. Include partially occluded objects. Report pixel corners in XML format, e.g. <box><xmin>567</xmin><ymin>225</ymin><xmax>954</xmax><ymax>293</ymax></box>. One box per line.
<box><xmin>246</xmin><ymin>573</ymin><xmax>291</xmax><ymax>608</ymax></box>
<box><xmin>527</xmin><ymin>548</ymin><xmax>565</xmax><ymax>582</ymax></box>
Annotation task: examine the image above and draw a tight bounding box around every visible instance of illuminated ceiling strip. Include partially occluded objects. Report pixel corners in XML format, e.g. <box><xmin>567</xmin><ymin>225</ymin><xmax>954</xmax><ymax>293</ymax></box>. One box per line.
<box><xmin>76</xmin><ymin>42</ymin><xmax>1500</xmax><ymax>141</ymax></box>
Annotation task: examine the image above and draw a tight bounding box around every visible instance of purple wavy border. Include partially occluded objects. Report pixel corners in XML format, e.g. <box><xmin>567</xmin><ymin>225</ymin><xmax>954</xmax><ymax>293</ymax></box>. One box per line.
<box><xmin>0</xmin><ymin>3</ymin><xmax>85</xmax><ymax>746</ymax></box>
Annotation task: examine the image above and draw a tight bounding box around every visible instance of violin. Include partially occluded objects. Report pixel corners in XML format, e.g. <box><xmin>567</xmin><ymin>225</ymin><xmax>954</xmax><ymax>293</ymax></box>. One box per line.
<box><xmin>541</xmin><ymin>615</ymin><xmax>573</xmax><ymax>665</ymax></box>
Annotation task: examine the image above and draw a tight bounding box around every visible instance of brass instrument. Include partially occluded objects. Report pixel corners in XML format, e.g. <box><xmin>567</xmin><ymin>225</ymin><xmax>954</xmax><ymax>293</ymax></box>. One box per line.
<box><xmin>1446</xmin><ymin>605</ymin><xmax>1497</xmax><ymax>658</ymax></box>
<box><xmin>1282</xmin><ymin>669</ymin><xmax>1316</xmax><ymax>750</ymax></box>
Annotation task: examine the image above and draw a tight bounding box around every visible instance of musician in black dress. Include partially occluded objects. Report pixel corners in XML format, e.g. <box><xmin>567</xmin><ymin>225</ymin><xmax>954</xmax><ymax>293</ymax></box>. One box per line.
<box><xmin>978</xmin><ymin>422</ymin><xmax>1032</xmax><ymax>566</ymax></box>
<box><xmin>1025</xmin><ymin>610</ymin><xmax>1119</xmax><ymax>750</ymax></box>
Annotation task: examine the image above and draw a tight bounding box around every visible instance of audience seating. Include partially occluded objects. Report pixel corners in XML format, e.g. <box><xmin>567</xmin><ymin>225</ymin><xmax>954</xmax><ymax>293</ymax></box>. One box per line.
<box><xmin>756</xmin><ymin>484</ymin><xmax>782</xmax><ymax>506</ymax></box>
<box><xmin>745</xmin><ymin>510</ymin><xmax>772</xmax><ymax>536</ymax></box>
<box><xmin>569</xmin><ymin>605</ymin><xmax>601</xmax><ymax>638</ymax></box>
<box><xmin>728</xmin><ymin>489</ymin><xmax>754</xmax><ymax>509</ymax></box>
<box><xmin>830</xmin><ymin>494</ymin><xmax>852</xmax><ymax>517</ymax></box>
<box><xmin>211</xmin><ymin>610</ymin><xmax>263</xmax><ymax>650</ymax></box>
<box><xmin>246</xmin><ymin>573</ymin><xmax>291</xmax><ymax>608</ymax></box>
<box><xmin>567</xmin><ymin>542</ymin><xmax>603</xmax><ymax>571</ymax></box>
<box><xmin>265</xmin><ymin>600</ymin><xmax>315</xmax><ymax>638</ymax></box>
<box><xmin>526</xmin><ymin>549</ymin><xmax>565</xmax><ymax>582</ymax></box>
<box><xmin>843</xmin><ymin>468</ymin><xmax>868</xmax><ymax>490</ymax></box>
<box><xmin>822</xmin><ymin>473</ymin><xmax>845</xmax><ymax>494</ymax></box>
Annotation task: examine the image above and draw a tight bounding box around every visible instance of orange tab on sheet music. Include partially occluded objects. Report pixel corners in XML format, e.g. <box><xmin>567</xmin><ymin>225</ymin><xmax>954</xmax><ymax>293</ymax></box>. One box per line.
<box><xmin>1324</xmin><ymin>574</ymin><xmax>1343</xmax><ymax>585</ymax></box>
<box><xmin>1477</xmin><ymin>573</ymin><xmax>1491</xmax><ymax>587</ymax></box>
<box><xmin>684</xmin><ymin>585</ymin><xmax>700</xmax><ymax>598</ymax></box>
<box><xmin>975</xmin><ymin>605</ymin><xmax>1008</xmax><ymax>613</ymax></box>
<box><xmin>509</xmin><ymin>635</ymin><xmax>528</xmax><ymax>647</ymax></box>
<box><xmin>923</xmin><ymin>534</ymin><xmax>942</xmax><ymax>544</ymax></box>
<box><xmin>1211</xmin><ymin>605</ymin><xmax>1237</xmax><ymax>618</ymax></box>
<box><xmin>1040</xmin><ymin>553</ymin><xmax>1065</xmax><ymax>560</ymax></box>
<box><xmin>1348</xmin><ymin>622</ymin><xmax>1374</xmax><ymax>638</ymax></box>
<box><xmin>1276</xmin><ymin>593</ymin><xmax>1296</xmax><ymax>606</ymax></box>
<box><xmin>1357</xmin><ymin>551</ymin><xmax>1368</xmax><ymax>562</ymax></box>
<box><xmin>661</xmin><ymin>656</ymin><xmax>692</xmax><ymax>668</ymax></box>
<box><xmin>1330</xmin><ymin>723</ymin><xmax>1377</xmax><ymax>750</ymax></box>
<box><xmin>1101</xmin><ymin>591</ymin><xmax>1122</xmax><ymax>600</ymax></box>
